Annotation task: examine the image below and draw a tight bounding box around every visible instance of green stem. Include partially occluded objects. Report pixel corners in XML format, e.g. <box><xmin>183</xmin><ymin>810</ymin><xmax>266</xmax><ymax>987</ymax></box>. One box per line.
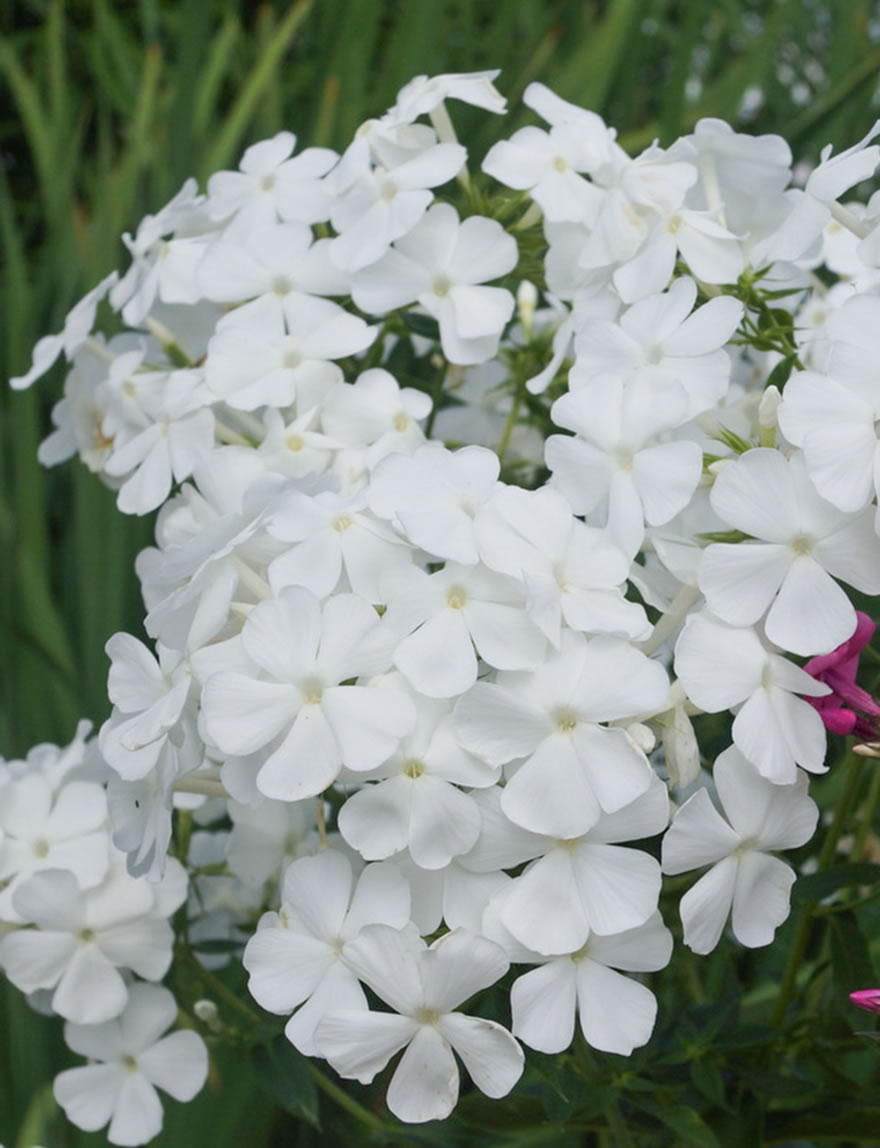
<box><xmin>496</xmin><ymin>383</ymin><xmax>524</xmax><ymax>463</ymax></box>
<box><xmin>181</xmin><ymin>949</ymin><xmax>263</xmax><ymax>1026</ymax></box>
<box><xmin>772</xmin><ymin>755</ymin><xmax>866</xmax><ymax>1026</ymax></box>
<box><xmin>309</xmin><ymin>1065</ymin><xmax>395</xmax><ymax>1136</ymax></box>
<box><xmin>604</xmin><ymin>1101</ymin><xmax>638</xmax><ymax>1148</ymax></box>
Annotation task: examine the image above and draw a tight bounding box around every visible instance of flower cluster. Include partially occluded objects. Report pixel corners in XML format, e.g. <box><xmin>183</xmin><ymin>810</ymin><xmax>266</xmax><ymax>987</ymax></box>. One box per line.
<box><xmin>7</xmin><ymin>68</ymin><xmax>880</xmax><ymax>1139</ymax></box>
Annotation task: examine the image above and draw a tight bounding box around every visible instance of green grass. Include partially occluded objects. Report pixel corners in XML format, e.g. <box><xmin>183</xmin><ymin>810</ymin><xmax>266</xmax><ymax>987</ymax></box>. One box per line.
<box><xmin>2</xmin><ymin>1</ymin><xmax>880</xmax><ymax>1142</ymax></box>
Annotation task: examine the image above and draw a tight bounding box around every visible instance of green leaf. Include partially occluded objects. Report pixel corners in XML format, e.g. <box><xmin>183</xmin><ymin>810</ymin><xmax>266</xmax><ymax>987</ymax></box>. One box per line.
<box><xmin>765</xmin><ymin>357</ymin><xmax>794</xmax><ymax>392</ymax></box>
<box><xmin>793</xmin><ymin>863</ymin><xmax>880</xmax><ymax>905</ymax></box>
<box><xmin>648</xmin><ymin>1104</ymin><xmax>722</xmax><ymax>1147</ymax></box>
<box><xmin>766</xmin><ymin>1107</ymin><xmax>880</xmax><ymax>1142</ymax></box>
<box><xmin>690</xmin><ymin>1057</ymin><xmax>727</xmax><ymax>1109</ymax></box>
<box><xmin>251</xmin><ymin>1036</ymin><xmax>320</xmax><ymax>1129</ymax></box>
<box><xmin>400</xmin><ymin>310</ymin><xmax>441</xmax><ymax>339</ymax></box>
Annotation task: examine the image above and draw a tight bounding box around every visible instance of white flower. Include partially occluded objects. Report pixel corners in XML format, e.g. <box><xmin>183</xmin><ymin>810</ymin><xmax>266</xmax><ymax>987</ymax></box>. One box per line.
<box><xmin>352</xmin><ymin>203</ymin><xmax>517</xmax><ymax>364</ymax></box>
<box><xmin>674</xmin><ymin>612</ymin><xmax>830</xmax><ymax>784</ymax></box>
<box><xmin>699</xmin><ymin>448</ymin><xmax>880</xmax><ymax>655</ymax></box>
<box><xmin>454</xmin><ymin>630</ymin><xmax>668</xmax><ymax>839</ymax></box>
<box><xmin>206</xmin><ymin>131</ymin><xmax>336</xmax><ymax>227</ymax></box>
<box><xmin>314</xmin><ymin>924</ymin><xmax>523</xmax><ymax>1123</ymax></box>
<box><xmin>10</xmin><ymin>272</ymin><xmax>118</xmax><ymax>390</ymax></box>
<box><xmin>200</xmin><ymin>587</ymin><xmax>415</xmax><ymax>800</ymax></box>
<box><xmin>53</xmin><ymin>983</ymin><xmax>208</xmax><ymax>1146</ymax></box>
<box><xmin>662</xmin><ymin>746</ymin><xmax>818</xmax><ymax>953</ymax></box>
<box><xmin>510</xmin><ymin>913</ymin><xmax>672</xmax><ymax>1056</ymax></box>
<box><xmin>0</xmin><ymin>865</ymin><xmax>173</xmax><ymax>1024</ymax></box>
<box><xmin>243</xmin><ymin>850</ymin><xmax>410</xmax><ymax>1055</ymax></box>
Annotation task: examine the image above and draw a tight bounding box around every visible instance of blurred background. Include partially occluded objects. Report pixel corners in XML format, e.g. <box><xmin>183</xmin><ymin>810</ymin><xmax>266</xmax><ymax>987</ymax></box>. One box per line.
<box><xmin>2</xmin><ymin>1</ymin><xmax>880</xmax><ymax>1143</ymax></box>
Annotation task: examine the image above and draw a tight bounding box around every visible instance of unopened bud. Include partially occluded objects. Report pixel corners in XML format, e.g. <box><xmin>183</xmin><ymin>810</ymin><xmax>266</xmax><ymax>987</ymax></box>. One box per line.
<box><xmin>758</xmin><ymin>384</ymin><xmax>781</xmax><ymax>433</ymax></box>
<box><xmin>626</xmin><ymin>722</ymin><xmax>655</xmax><ymax>755</ymax></box>
<box><xmin>517</xmin><ymin>280</ymin><xmax>538</xmax><ymax>336</ymax></box>
<box><xmin>707</xmin><ymin>458</ymin><xmax>733</xmax><ymax>477</ymax></box>
<box><xmin>194</xmin><ymin>999</ymin><xmax>222</xmax><ymax>1032</ymax></box>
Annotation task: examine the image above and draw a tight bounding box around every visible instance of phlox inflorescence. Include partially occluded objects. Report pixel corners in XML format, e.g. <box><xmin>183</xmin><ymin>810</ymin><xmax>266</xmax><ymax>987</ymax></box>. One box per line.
<box><xmin>7</xmin><ymin>64</ymin><xmax>880</xmax><ymax>1141</ymax></box>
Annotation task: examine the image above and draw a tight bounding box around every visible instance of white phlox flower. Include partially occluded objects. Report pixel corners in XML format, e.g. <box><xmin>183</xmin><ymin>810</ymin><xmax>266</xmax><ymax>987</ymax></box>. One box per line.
<box><xmin>352</xmin><ymin>203</ymin><xmax>517</xmax><ymax>364</ymax></box>
<box><xmin>336</xmin><ymin>680</ymin><xmax>498</xmax><ymax>868</ymax></box>
<box><xmin>53</xmin><ymin>983</ymin><xmax>209</xmax><ymax>1146</ymax></box>
<box><xmin>699</xmin><ymin>448</ymin><xmax>880</xmax><ymax>655</ymax></box>
<box><xmin>206</xmin><ymin>130</ymin><xmax>337</xmax><ymax>228</ymax></box>
<box><xmin>314</xmin><ymin>924</ymin><xmax>524</xmax><ymax>1123</ymax></box>
<box><xmin>199</xmin><ymin>586</ymin><xmax>416</xmax><ymax>800</ymax></box>
<box><xmin>453</xmin><ymin>630</ymin><xmax>669</xmax><ymax>839</ymax></box>
<box><xmin>243</xmin><ymin>849</ymin><xmax>410</xmax><ymax>1055</ymax></box>
<box><xmin>662</xmin><ymin>746</ymin><xmax>819</xmax><ymax>953</ymax></box>
<box><xmin>674</xmin><ymin>611</ymin><xmax>830</xmax><ymax>784</ymax></box>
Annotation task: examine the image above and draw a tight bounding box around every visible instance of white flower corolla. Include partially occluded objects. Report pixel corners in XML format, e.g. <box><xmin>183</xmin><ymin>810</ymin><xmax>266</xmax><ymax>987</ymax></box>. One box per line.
<box><xmin>200</xmin><ymin>587</ymin><xmax>415</xmax><ymax>800</ymax></box>
<box><xmin>390</xmin><ymin>852</ymin><xmax>511</xmax><ymax>935</ymax></box>
<box><xmin>105</xmin><ymin>757</ymin><xmax>177</xmax><ymax>882</ymax></box>
<box><xmin>197</xmin><ymin>222</ymin><xmax>348</xmax><ymax>312</ymax></box>
<box><xmin>454</xmin><ymin>630</ymin><xmax>669</xmax><ymax>839</ymax></box>
<box><xmin>699</xmin><ymin>448</ymin><xmax>880</xmax><ymax>655</ymax></box>
<box><xmin>100</xmin><ymin>635</ymin><xmax>199</xmax><ymax>784</ymax></box>
<box><xmin>778</xmin><ymin>296</ymin><xmax>880</xmax><ymax>516</ymax></box>
<box><xmin>268</xmin><ymin>487</ymin><xmax>413</xmax><ymax>602</ymax></box>
<box><xmin>337</xmin><ymin>682</ymin><xmax>498</xmax><ymax>868</ymax></box>
<box><xmin>204</xmin><ymin>292</ymin><xmax>376</xmax><ymax>411</ymax></box>
<box><xmin>662</xmin><ymin>746</ymin><xmax>818</xmax><ymax>953</ymax></box>
<box><xmin>674</xmin><ymin>612</ymin><xmax>830</xmax><ymax>784</ymax></box>
<box><xmin>482</xmin><ymin>123</ymin><xmax>606</xmax><ymax>222</ymax></box>
<box><xmin>352</xmin><ymin>203</ymin><xmax>517</xmax><ymax>364</ymax></box>
<box><xmin>0</xmin><ymin>864</ymin><xmax>174</xmax><ymax>1024</ymax></box>
<box><xmin>330</xmin><ymin>141</ymin><xmax>467</xmax><ymax>271</ymax></box>
<box><xmin>464</xmin><ymin>781</ymin><xmax>667</xmax><ymax>954</ymax></box>
<box><xmin>137</xmin><ymin>455</ymin><xmax>287</xmax><ymax>650</ymax></box>
<box><xmin>679</xmin><ymin>118</ymin><xmax>793</xmax><ymax>242</ymax></box>
<box><xmin>53</xmin><ymin>983</ymin><xmax>209</xmax><ymax>1147</ymax></box>
<box><xmin>36</xmin><ymin>338</ymin><xmax>118</xmax><ymax>471</ymax></box>
<box><xmin>0</xmin><ymin>773</ymin><xmax>109</xmax><ymax>922</ymax></box>
<box><xmin>368</xmin><ymin>443</ymin><xmax>500</xmax><ymax>564</ymax></box>
<box><xmin>546</xmin><ymin>374</ymin><xmax>704</xmax><ymax>559</ymax></box>
<box><xmin>102</xmin><ymin>368</ymin><xmax>215</xmax><ymax>516</ymax></box>
<box><xmin>314</xmin><ymin>924</ymin><xmax>523</xmax><ymax>1124</ymax></box>
<box><xmin>206</xmin><ymin>130</ymin><xmax>337</xmax><ymax>228</ymax></box>
<box><xmin>475</xmin><ymin>485</ymin><xmax>649</xmax><ymax>645</ymax></box>
<box><xmin>570</xmin><ymin>277</ymin><xmax>743</xmax><ymax>420</ymax></box>
<box><xmin>509</xmin><ymin>912</ymin><xmax>672</xmax><ymax>1056</ymax></box>
<box><xmin>243</xmin><ymin>850</ymin><xmax>410</xmax><ymax>1055</ymax></box>
<box><xmin>319</xmin><ymin>367</ymin><xmax>431</xmax><ymax>468</ymax></box>
<box><xmin>110</xmin><ymin>180</ymin><xmax>212</xmax><ymax>325</ymax></box>
<box><xmin>10</xmin><ymin>271</ymin><xmax>118</xmax><ymax>390</ymax></box>
<box><xmin>383</xmin><ymin>562</ymin><xmax>546</xmax><ymax>698</ymax></box>
<box><xmin>390</xmin><ymin>70</ymin><xmax>507</xmax><ymax>122</ymax></box>
<box><xmin>256</xmin><ymin>407</ymin><xmax>340</xmax><ymax>480</ymax></box>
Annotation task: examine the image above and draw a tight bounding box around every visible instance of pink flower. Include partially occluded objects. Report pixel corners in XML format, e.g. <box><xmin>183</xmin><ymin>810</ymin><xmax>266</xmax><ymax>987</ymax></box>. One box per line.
<box><xmin>804</xmin><ymin>612</ymin><xmax>880</xmax><ymax>737</ymax></box>
<box><xmin>849</xmin><ymin>988</ymin><xmax>880</xmax><ymax>1014</ymax></box>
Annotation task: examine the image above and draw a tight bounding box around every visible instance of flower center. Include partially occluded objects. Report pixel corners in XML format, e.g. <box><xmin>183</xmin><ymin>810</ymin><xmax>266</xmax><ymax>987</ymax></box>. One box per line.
<box><xmin>121</xmin><ymin>1054</ymin><xmax>139</xmax><ymax>1072</ymax></box>
<box><xmin>555</xmin><ymin>710</ymin><xmax>578</xmax><ymax>733</ymax></box>
<box><xmin>432</xmin><ymin>274</ymin><xmax>452</xmax><ymax>298</ymax></box>
<box><xmin>301</xmin><ymin>676</ymin><xmax>324</xmax><ymax>705</ymax></box>
<box><xmin>403</xmin><ymin>758</ymin><xmax>425</xmax><ymax>779</ymax></box>
<box><xmin>260</xmin><ymin>174</ymin><xmax>277</xmax><ymax>192</ymax></box>
<box><xmin>79</xmin><ymin>927</ymin><xmax>96</xmax><ymax>944</ymax></box>
<box><xmin>271</xmin><ymin>275</ymin><xmax>294</xmax><ymax>296</ymax></box>
<box><xmin>553</xmin><ymin>155</ymin><xmax>568</xmax><ymax>173</ymax></box>
<box><xmin>332</xmin><ymin>514</ymin><xmax>353</xmax><ymax>533</ymax></box>
<box><xmin>283</xmin><ymin>348</ymin><xmax>303</xmax><ymax>369</ymax></box>
<box><xmin>392</xmin><ymin>411</ymin><xmax>410</xmax><ymax>432</ymax></box>
<box><xmin>32</xmin><ymin>838</ymin><xmax>50</xmax><ymax>859</ymax></box>
<box><xmin>791</xmin><ymin>534</ymin><xmax>814</xmax><ymax>556</ymax></box>
<box><xmin>446</xmin><ymin>585</ymin><xmax>468</xmax><ymax>609</ymax></box>
<box><xmin>286</xmin><ymin>433</ymin><xmax>305</xmax><ymax>452</ymax></box>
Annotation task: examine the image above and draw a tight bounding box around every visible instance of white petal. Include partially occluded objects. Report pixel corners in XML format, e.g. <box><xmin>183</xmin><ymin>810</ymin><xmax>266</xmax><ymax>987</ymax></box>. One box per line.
<box><xmin>699</xmin><ymin>543</ymin><xmax>792</xmax><ymax>627</ymax></box>
<box><xmin>284</xmin><ymin>961</ymin><xmax>367</xmax><ymax>1056</ymax></box>
<box><xmin>386</xmin><ymin>1025</ymin><xmax>459</xmax><ymax>1124</ymax></box>
<box><xmin>315</xmin><ymin>1009</ymin><xmax>419</xmax><ymax>1085</ymax></box>
<box><xmin>244</xmin><ymin>928</ymin><xmax>334</xmax><ymax>1013</ymax></box>
<box><xmin>54</xmin><ymin>945</ymin><xmax>129</xmax><ymax>1024</ymax></box>
<box><xmin>54</xmin><ymin>1064</ymin><xmax>122</xmax><ymax>1133</ymax></box>
<box><xmin>511</xmin><ymin>959</ymin><xmax>577</xmax><ymax>1053</ymax></box>
<box><xmin>680</xmin><ymin>855</ymin><xmax>738</xmax><ymax>954</ymax></box>
<box><xmin>731</xmin><ymin>852</ymin><xmax>796</xmax><ymax>948</ymax></box>
<box><xmin>502</xmin><ymin>734</ymin><xmax>601</xmax><ymax>839</ymax></box>
<box><xmin>575</xmin><ymin>960</ymin><xmax>658</xmax><ymax>1055</ymax></box>
<box><xmin>107</xmin><ymin>1072</ymin><xmax>164</xmax><ymax>1147</ymax></box>
<box><xmin>661</xmin><ymin>789</ymin><xmax>740</xmax><ymax>875</ymax></box>
<box><xmin>421</xmin><ymin>930</ymin><xmax>509</xmax><ymax>1012</ymax></box>
<box><xmin>572</xmin><ymin>843</ymin><xmax>661</xmax><ymax>935</ymax></box>
<box><xmin>765</xmin><ymin>556</ymin><xmax>856</xmax><ymax>656</ymax></box>
<box><xmin>438</xmin><ymin>1013</ymin><xmax>524</xmax><ymax>1098</ymax></box>
<box><xmin>138</xmin><ymin>1031</ymin><xmax>208</xmax><ymax>1101</ymax></box>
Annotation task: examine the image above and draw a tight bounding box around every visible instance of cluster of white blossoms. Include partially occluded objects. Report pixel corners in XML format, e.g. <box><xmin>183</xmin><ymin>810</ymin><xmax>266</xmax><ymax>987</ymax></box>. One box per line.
<box><xmin>8</xmin><ymin>68</ymin><xmax>880</xmax><ymax>1138</ymax></box>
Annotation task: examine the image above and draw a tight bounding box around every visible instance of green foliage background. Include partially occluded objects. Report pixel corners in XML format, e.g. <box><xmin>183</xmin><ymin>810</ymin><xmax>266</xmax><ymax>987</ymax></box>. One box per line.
<box><xmin>2</xmin><ymin>1</ymin><xmax>880</xmax><ymax>1143</ymax></box>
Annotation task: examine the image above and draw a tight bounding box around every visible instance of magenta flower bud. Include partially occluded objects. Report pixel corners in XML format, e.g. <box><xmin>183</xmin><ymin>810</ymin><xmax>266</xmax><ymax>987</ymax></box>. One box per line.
<box><xmin>849</xmin><ymin>989</ymin><xmax>880</xmax><ymax>1014</ymax></box>
<box><xmin>805</xmin><ymin>612</ymin><xmax>880</xmax><ymax>739</ymax></box>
